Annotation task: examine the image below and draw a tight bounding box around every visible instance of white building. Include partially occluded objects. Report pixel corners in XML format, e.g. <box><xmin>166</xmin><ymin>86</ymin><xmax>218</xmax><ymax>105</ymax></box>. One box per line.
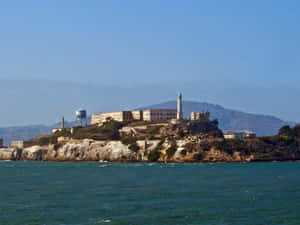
<box><xmin>91</xmin><ymin>109</ymin><xmax>177</xmax><ymax>124</ymax></box>
<box><xmin>223</xmin><ymin>130</ymin><xmax>256</xmax><ymax>139</ymax></box>
<box><xmin>91</xmin><ymin>93</ymin><xmax>183</xmax><ymax>125</ymax></box>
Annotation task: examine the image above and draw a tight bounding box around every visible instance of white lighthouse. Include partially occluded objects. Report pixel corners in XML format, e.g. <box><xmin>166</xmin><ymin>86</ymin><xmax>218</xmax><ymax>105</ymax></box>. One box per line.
<box><xmin>177</xmin><ymin>93</ymin><xmax>183</xmax><ymax>120</ymax></box>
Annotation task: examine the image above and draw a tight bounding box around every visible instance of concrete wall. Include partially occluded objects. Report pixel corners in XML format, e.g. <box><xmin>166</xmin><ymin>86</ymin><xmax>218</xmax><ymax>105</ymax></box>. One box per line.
<box><xmin>191</xmin><ymin>112</ymin><xmax>196</xmax><ymax>120</ymax></box>
<box><xmin>147</xmin><ymin>109</ymin><xmax>177</xmax><ymax>121</ymax></box>
<box><xmin>191</xmin><ymin>111</ymin><xmax>210</xmax><ymax>121</ymax></box>
<box><xmin>91</xmin><ymin>111</ymin><xmax>125</xmax><ymax>124</ymax></box>
<box><xmin>131</xmin><ymin>110</ymin><xmax>143</xmax><ymax>120</ymax></box>
<box><xmin>142</xmin><ymin>110</ymin><xmax>151</xmax><ymax>121</ymax></box>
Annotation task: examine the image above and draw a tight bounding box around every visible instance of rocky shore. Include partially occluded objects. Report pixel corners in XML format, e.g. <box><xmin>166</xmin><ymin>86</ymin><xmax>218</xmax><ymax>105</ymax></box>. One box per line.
<box><xmin>2</xmin><ymin>120</ymin><xmax>300</xmax><ymax>163</ymax></box>
<box><xmin>1</xmin><ymin>138</ymin><xmax>300</xmax><ymax>162</ymax></box>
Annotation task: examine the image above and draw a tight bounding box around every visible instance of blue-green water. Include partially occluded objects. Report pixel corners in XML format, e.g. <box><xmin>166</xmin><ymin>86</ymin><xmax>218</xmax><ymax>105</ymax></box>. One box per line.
<box><xmin>0</xmin><ymin>162</ymin><xmax>300</xmax><ymax>225</ymax></box>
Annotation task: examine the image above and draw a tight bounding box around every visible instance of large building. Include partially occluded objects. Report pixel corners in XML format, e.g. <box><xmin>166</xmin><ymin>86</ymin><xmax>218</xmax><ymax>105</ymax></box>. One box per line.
<box><xmin>91</xmin><ymin>109</ymin><xmax>177</xmax><ymax>124</ymax></box>
<box><xmin>90</xmin><ymin>93</ymin><xmax>184</xmax><ymax>125</ymax></box>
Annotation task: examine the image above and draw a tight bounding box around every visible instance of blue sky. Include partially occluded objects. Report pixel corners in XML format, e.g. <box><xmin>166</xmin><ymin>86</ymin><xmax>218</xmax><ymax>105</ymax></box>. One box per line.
<box><xmin>1</xmin><ymin>1</ymin><xmax>300</xmax><ymax>125</ymax></box>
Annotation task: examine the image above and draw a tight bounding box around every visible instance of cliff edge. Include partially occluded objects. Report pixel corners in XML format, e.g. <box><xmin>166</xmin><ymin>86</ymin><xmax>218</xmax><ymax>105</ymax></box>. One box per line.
<box><xmin>1</xmin><ymin>121</ymin><xmax>300</xmax><ymax>162</ymax></box>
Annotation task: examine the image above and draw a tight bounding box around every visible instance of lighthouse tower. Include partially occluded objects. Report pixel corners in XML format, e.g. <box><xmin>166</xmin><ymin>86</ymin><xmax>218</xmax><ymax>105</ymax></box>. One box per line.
<box><xmin>177</xmin><ymin>93</ymin><xmax>183</xmax><ymax>120</ymax></box>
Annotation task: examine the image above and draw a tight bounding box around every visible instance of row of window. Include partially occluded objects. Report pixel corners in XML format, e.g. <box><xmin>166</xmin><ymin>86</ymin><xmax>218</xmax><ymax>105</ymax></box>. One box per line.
<box><xmin>151</xmin><ymin>113</ymin><xmax>176</xmax><ymax>116</ymax></box>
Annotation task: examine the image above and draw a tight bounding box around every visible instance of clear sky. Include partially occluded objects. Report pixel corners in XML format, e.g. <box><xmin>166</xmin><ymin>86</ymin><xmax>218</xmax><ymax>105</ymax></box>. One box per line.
<box><xmin>1</xmin><ymin>1</ymin><xmax>300</xmax><ymax>125</ymax></box>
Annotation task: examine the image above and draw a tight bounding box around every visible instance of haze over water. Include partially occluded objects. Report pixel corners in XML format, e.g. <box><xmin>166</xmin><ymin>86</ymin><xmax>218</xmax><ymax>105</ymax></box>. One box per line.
<box><xmin>0</xmin><ymin>162</ymin><xmax>299</xmax><ymax>225</ymax></box>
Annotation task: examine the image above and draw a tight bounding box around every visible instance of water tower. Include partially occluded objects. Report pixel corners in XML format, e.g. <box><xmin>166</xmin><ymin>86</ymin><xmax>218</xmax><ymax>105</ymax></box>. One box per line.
<box><xmin>76</xmin><ymin>109</ymin><xmax>87</xmax><ymax>127</ymax></box>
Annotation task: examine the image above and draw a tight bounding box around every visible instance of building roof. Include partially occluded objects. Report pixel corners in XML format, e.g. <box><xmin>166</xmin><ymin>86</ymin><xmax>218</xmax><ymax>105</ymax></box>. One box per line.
<box><xmin>223</xmin><ymin>130</ymin><xmax>256</xmax><ymax>135</ymax></box>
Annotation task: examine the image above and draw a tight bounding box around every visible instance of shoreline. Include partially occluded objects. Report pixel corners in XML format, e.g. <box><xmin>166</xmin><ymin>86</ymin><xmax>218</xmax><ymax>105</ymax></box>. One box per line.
<box><xmin>1</xmin><ymin>158</ymin><xmax>300</xmax><ymax>163</ymax></box>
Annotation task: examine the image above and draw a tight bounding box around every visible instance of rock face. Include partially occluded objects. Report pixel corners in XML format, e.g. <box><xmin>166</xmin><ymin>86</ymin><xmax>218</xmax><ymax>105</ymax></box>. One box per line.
<box><xmin>0</xmin><ymin>148</ymin><xmax>22</xmax><ymax>160</ymax></box>
<box><xmin>22</xmin><ymin>146</ymin><xmax>49</xmax><ymax>160</ymax></box>
<box><xmin>0</xmin><ymin>138</ymin><xmax>299</xmax><ymax>162</ymax></box>
<box><xmin>0</xmin><ymin>140</ymin><xmax>145</xmax><ymax>162</ymax></box>
<box><xmin>0</xmin><ymin>139</ymin><xmax>176</xmax><ymax>162</ymax></box>
<box><xmin>46</xmin><ymin>140</ymin><xmax>137</xmax><ymax>162</ymax></box>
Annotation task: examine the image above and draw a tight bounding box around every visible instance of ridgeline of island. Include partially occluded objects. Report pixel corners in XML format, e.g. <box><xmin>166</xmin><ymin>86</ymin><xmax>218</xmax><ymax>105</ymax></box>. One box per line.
<box><xmin>0</xmin><ymin>93</ymin><xmax>300</xmax><ymax>162</ymax></box>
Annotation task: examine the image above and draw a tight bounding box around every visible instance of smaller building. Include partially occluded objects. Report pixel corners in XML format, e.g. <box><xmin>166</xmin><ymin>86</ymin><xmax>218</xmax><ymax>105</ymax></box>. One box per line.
<box><xmin>52</xmin><ymin>128</ymin><xmax>63</xmax><ymax>134</ymax></box>
<box><xmin>223</xmin><ymin>131</ymin><xmax>256</xmax><ymax>140</ymax></box>
<box><xmin>190</xmin><ymin>111</ymin><xmax>210</xmax><ymax>121</ymax></box>
<box><xmin>52</xmin><ymin>117</ymin><xmax>66</xmax><ymax>133</ymax></box>
<box><xmin>10</xmin><ymin>141</ymin><xmax>25</xmax><ymax>148</ymax></box>
<box><xmin>0</xmin><ymin>139</ymin><xmax>3</xmax><ymax>148</ymax></box>
<box><xmin>143</xmin><ymin>109</ymin><xmax>177</xmax><ymax>121</ymax></box>
<box><xmin>57</xmin><ymin>136</ymin><xmax>70</xmax><ymax>143</ymax></box>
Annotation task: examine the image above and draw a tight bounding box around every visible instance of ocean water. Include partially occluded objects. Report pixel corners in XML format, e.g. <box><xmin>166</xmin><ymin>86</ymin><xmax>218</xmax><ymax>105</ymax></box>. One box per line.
<box><xmin>0</xmin><ymin>162</ymin><xmax>300</xmax><ymax>225</ymax></box>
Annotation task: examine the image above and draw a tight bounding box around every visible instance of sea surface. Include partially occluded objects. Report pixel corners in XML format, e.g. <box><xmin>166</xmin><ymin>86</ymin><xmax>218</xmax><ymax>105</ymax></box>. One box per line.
<box><xmin>0</xmin><ymin>162</ymin><xmax>300</xmax><ymax>225</ymax></box>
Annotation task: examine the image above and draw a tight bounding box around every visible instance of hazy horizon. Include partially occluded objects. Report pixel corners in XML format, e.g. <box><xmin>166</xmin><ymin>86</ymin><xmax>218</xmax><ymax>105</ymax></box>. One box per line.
<box><xmin>1</xmin><ymin>1</ymin><xmax>300</xmax><ymax>126</ymax></box>
<box><xmin>0</xmin><ymin>78</ymin><xmax>298</xmax><ymax>127</ymax></box>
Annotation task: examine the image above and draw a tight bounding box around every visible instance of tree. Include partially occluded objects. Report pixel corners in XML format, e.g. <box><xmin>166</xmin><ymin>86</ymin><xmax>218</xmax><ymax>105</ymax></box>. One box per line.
<box><xmin>292</xmin><ymin>125</ymin><xmax>300</xmax><ymax>137</ymax></box>
<box><xmin>278</xmin><ymin>125</ymin><xmax>292</xmax><ymax>136</ymax></box>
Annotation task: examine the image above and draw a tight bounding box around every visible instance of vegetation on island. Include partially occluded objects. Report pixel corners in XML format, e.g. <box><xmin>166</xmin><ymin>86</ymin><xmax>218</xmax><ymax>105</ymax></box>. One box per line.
<box><xmin>20</xmin><ymin>118</ymin><xmax>300</xmax><ymax>162</ymax></box>
<box><xmin>166</xmin><ymin>140</ymin><xmax>177</xmax><ymax>159</ymax></box>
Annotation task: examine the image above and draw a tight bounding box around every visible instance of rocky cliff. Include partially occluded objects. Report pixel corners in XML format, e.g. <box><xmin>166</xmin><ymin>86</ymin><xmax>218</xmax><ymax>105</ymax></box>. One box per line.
<box><xmin>1</xmin><ymin>138</ymin><xmax>299</xmax><ymax>162</ymax></box>
<box><xmin>2</xmin><ymin>121</ymin><xmax>300</xmax><ymax>163</ymax></box>
<box><xmin>0</xmin><ymin>140</ymin><xmax>148</xmax><ymax>162</ymax></box>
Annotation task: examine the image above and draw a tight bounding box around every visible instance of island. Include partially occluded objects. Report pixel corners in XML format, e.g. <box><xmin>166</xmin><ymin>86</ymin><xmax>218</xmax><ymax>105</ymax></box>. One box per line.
<box><xmin>1</xmin><ymin>93</ymin><xmax>299</xmax><ymax>162</ymax></box>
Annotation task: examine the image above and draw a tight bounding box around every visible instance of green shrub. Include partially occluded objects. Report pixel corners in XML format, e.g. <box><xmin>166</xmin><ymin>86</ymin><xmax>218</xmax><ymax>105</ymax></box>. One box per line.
<box><xmin>212</xmin><ymin>140</ymin><xmax>234</xmax><ymax>155</ymax></box>
<box><xmin>56</xmin><ymin>128</ymin><xmax>71</xmax><ymax>137</ymax></box>
<box><xmin>137</xmin><ymin>136</ymin><xmax>146</xmax><ymax>140</ymax></box>
<box><xmin>279</xmin><ymin>135</ymin><xmax>295</xmax><ymax>145</ymax></box>
<box><xmin>178</xmin><ymin>129</ymin><xmax>185</xmax><ymax>138</ymax></box>
<box><xmin>292</xmin><ymin>125</ymin><xmax>300</xmax><ymax>137</ymax></box>
<box><xmin>200</xmin><ymin>142</ymin><xmax>211</xmax><ymax>151</ymax></box>
<box><xmin>145</xmin><ymin>125</ymin><xmax>163</xmax><ymax>136</ymax></box>
<box><xmin>187</xmin><ymin>119</ymin><xmax>220</xmax><ymax>135</ymax></box>
<box><xmin>184</xmin><ymin>143</ymin><xmax>195</xmax><ymax>153</ymax></box>
<box><xmin>121</xmin><ymin>136</ymin><xmax>137</xmax><ymax>145</ymax></box>
<box><xmin>121</xmin><ymin>136</ymin><xmax>139</xmax><ymax>152</ymax></box>
<box><xmin>129</xmin><ymin>142</ymin><xmax>139</xmax><ymax>152</ymax></box>
<box><xmin>102</xmin><ymin>120</ymin><xmax>124</xmax><ymax>130</ymax></box>
<box><xmin>259</xmin><ymin>135</ymin><xmax>295</xmax><ymax>146</ymax></box>
<box><xmin>38</xmin><ymin>136</ymin><xmax>57</xmax><ymax>146</ymax></box>
<box><xmin>155</xmin><ymin>139</ymin><xmax>165</xmax><ymax>151</ymax></box>
<box><xmin>54</xmin><ymin>143</ymin><xmax>62</xmax><ymax>151</ymax></box>
<box><xmin>147</xmin><ymin>134</ymin><xmax>156</xmax><ymax>140</ymax></box>
<box><xmin>148</xmin><ymin>150</ymin><xmax>161</xmax><ymax>162</ymax></box>
<box><xmin>193</xmin><ymin>152</ymin><xmax>205</xmax><ymax>160</ymax></box>
<box><xmin>259</xmin><ymin>136</ymin><xmax>276</xmax><ymax>145</ymax></box>
<box><xmin>166</xmin><ymin>143</ymin><xmax>177</xmax><ymax>159</ymax></box>
<box><xmin>72</xmin><ymin>121</ymin><xmax>123</xmax><ymax>141</ymax></box>
<box><xmin>180</xmin><ymin>149</ymin><xmax>187</xmax><ymax>156</ymax></box>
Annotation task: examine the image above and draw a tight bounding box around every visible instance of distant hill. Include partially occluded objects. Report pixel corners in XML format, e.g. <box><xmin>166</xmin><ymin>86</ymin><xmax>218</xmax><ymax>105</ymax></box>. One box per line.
<box><xmin>0</xmin><ymin>121</ymin><xmax>77</xmax><ymax>146</ymax></box>
<box><xmin>0</xmin><ymin>125</ymin><xmax>51</xmax><ymax>146</ymax></box>
<box><xmin>0</xmin><ymin>100</ymin><xmax>295</xmax><ymax>146</ymax></box>
<box><xmin>138</xmin><ymin>101</ymin><xmax>294</xmax><ymax>136</ymax></box>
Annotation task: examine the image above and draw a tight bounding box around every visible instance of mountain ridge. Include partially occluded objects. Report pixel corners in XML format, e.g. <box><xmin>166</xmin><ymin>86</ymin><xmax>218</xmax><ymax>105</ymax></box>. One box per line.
<box><xmin>138</xmin><ymin>100</ymin><xmax>294</xmax><ymax>136</ymax></box>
